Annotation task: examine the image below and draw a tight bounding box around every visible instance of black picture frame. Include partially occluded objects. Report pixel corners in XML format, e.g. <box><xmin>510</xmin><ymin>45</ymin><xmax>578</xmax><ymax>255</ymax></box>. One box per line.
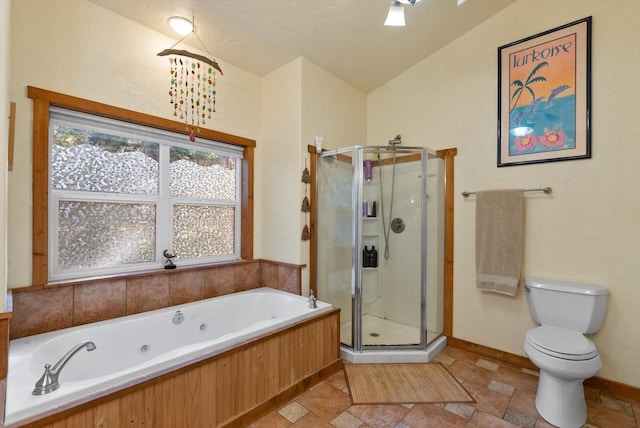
<box><xmin>497</xmin><ymin>17</ymin><xmax>591</xmax><ymax>167</ymax></box>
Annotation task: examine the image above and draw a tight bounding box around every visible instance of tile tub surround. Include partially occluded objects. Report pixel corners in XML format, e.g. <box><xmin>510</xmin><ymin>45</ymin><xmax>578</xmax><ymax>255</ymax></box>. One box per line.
<box><xmin>9</xmin><ymin>259</ymin><xmax>303</xmax><ymax>340</ymax></box>
<box><xmin>251</xmin><ymin>345</ymin><xmax>640</xmax><ymax>428</ymax></box>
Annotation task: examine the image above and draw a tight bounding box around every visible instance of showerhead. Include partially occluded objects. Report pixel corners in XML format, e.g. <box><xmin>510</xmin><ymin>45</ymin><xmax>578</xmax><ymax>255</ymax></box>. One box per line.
<box><xmin>388</xmin><ymin>135</ymin><xmax>402</xmax><ymax>145</ymax></box>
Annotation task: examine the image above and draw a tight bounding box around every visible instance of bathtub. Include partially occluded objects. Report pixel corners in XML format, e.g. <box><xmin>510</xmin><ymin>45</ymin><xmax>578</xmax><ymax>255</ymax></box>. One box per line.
<box><xmin>6</xmin><ymin>287</ymin><xmax>334</xmax><ymax>427</ymax></box>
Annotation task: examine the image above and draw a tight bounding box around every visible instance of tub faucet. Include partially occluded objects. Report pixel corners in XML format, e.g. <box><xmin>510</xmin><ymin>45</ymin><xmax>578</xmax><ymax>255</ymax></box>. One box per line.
<box><xmin>308</xmin><ymin>290</ymin><xmax>317</xmax><ymax>309</ymax></box>
<box><xmin>32</xmin><ymin>340</ymin><xmax>97</xmax><ymax>395</ymax></box>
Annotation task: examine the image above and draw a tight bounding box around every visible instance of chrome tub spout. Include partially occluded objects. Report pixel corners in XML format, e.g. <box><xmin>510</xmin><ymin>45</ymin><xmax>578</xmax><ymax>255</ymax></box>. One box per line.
<box><xmin>32</xmin><ymin>340</ymin><xmax>97</xmax><ymax>395</ymax></box>
<box><xmin>308</xmin><ymin>290</ymin><xmax>317</xmax><ymax>309</ymax></box>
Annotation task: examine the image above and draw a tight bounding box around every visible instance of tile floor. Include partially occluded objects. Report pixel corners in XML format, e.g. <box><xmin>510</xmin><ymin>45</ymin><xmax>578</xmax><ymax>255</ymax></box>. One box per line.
<box><xmin>250</xmin><ymin>345</ymin><xmax>639</xmax><ymax>428</ymax></box>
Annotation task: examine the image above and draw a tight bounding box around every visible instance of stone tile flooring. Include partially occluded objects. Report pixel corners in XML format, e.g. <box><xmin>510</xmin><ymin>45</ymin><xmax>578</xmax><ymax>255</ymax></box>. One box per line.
<box><xmin>250</xmin><ymin>345</ymin><xmax>639</xmax><ymax>428</ymax></box>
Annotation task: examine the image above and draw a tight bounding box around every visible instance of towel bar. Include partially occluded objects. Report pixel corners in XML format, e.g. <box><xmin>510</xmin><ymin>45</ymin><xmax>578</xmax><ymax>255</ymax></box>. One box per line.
<box><xmin>461</xmin><ymin>186</ymin><xmax>552</xmax><ymax>197</ymax></box>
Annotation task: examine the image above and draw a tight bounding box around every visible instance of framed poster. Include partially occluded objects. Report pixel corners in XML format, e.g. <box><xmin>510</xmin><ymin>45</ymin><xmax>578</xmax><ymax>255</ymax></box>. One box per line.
<box><xmin>498</xmin><ymin>17</ymin><xmax>591</xmax><ymax>167</ymax></box>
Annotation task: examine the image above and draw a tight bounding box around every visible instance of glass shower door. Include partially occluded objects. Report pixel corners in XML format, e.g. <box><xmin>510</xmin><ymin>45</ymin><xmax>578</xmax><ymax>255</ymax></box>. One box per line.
<box><xmin>317</xmin><ymin>145</ymin><xmax>445</xmax><ymax>355</ymax></box>
<box><xmin>360</xmin><ymin>147</ymin><xmax>426</xmax><ymax>349</ymax></box>
<box><xmin>316</xmin><ymin>148</ymin><xmax>356</xmax><ymax>348</ymax></box>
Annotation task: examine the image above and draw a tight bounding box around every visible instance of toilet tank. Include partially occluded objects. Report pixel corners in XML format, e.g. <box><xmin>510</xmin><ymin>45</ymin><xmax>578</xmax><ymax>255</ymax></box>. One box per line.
<box><xmin>524</xmin><ymin>277</ymin><xmax>609</xmax><ymax>334</ymax></box>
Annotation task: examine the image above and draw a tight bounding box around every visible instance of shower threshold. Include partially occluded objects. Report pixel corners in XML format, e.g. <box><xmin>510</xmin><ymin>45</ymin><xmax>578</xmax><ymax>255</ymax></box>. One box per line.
<box><xmin>340</xmin><ymin>336</ymin><xmax>447</xmax><ymax>364</ymax></box>
<box><xmin>340</xmin><ymin>315</ymin><xmax>447</xmax><ymax>363</ymax></box>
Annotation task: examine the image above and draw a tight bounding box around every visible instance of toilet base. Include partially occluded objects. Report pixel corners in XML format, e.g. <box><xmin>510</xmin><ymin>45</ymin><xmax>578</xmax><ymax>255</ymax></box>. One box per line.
<box><xmin>535</xmin><ymin>370</ymin><xmax>587</xmax><ymax>428</ymax></box>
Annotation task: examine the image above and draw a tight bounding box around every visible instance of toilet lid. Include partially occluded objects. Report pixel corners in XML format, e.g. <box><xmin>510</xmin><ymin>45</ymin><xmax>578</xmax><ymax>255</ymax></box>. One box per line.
<box><xmin>526</xmin><ymin>325</ymin><xmax>598</xmax><ymax>361</ymax></box>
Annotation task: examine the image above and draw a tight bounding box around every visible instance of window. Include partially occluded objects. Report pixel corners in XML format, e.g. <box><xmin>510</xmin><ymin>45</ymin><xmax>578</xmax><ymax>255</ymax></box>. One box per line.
<box><xmin>28</xmin><ymin>87</ymin><xmax>255</xmax><ymax>285</ymax></box>
<box><xmin>48</xmin><ymin>107</ymin><xmax>243</xmax><ymax>280</ymax></box>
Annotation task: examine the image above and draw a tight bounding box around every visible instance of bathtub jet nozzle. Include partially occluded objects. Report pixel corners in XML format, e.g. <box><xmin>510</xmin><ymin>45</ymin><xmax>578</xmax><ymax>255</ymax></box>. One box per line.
<box><xmin>32</xmin><ymin>340</ymin><xmax>97</xmax><ymax>395</ymax></box>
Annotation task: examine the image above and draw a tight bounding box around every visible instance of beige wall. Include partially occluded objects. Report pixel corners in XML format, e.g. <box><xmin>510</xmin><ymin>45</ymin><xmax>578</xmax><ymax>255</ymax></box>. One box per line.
<box><xmin>8</xmin><ymin>0</ymin><xmax>262</xmax><ymax>288</ymax></box>
<box><xmin>0</xmin><ymin>0</ymin><xmax>9</xmax><ymax>311</ymax></box>
<box><xmin>300</xmin><ymin>58</ymin><xmax>367</xmax><ymax>294</ymax></box>
<box><xmin>301</xmin><ymin>58</ymin><xmax>367</xmax><ymax>152</ymax></box>
<box><xmin>259</xmin><ymin>58</ymin><xmax>366</xmax><ymax>295</ymax></box>
<box><xmin>368</xmin><ymin>0</ymin><xmax>640</xmax><ymax>387</ymax></box>
<box><xmin>258</xmin><ymin>59</ymin><xmax>303</xmax><ymax>268</ymax></box>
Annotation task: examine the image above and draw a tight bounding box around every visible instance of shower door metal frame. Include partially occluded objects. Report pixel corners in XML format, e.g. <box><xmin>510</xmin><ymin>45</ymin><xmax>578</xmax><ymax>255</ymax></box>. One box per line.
<box><xmin>320</xmin><ymin>145</ymin><xmax>430</xmax><ymax>352</ymax></box>
<box><xmin>352</xmin><ymin>147</ymin><xmax>364</xmax><ymax>351</ymax></box>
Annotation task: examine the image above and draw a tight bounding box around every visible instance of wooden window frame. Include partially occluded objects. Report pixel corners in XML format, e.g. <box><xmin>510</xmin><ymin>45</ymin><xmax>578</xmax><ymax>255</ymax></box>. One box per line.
<box><xmin>28</xmin><ymin>86</ymin><xmax>255</xmax><ymax>287</ymax></box>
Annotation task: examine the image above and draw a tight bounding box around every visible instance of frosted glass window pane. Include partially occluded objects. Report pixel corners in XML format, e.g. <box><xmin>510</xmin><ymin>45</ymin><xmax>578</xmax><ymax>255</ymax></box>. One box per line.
<box><xmin>173</xmin><ymin>205</ymin><xmax>235</xmax><ymax>258</ymax></box>
<box><xmin>170</xmin><ymin>147</ymin><xmax>236</xmax><ymax>200</ymax></box>
<box><xmin>52</xmin><ymin>126</ymin><xmax>159</xmax><ymax>195</ymax></box>
<box><xmin>58</xmin><ymin>201</ymin><xmax>156</xmax><ymax>270</ymax></box>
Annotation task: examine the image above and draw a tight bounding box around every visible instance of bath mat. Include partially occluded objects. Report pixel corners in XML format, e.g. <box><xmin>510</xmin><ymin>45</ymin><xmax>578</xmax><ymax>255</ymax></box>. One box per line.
<box><xmin>344</xmin><ymin>363</ymin><xmax>474</xmax><ymax>404</ymax></box>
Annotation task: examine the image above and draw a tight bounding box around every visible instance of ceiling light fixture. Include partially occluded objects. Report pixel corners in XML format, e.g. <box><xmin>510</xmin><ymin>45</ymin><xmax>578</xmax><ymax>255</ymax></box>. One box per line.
<box><xmin>384</xmin><ymin>2</ymin><xmax>406</xmax><ymax>27</ymax></box>
<box><xmin>159</xmin><ymin>14</ymin><xmax>220</xmax><ymax>74</ymax></box>
<box><xmin>384</xmin><ymin>0</ymin><xmax>422</xmax><ymax>27</ymax></box>
<box><xmin>167</xmin><ymin>16</ymin><xmax>195</xmax><ymax>36</ymax></box>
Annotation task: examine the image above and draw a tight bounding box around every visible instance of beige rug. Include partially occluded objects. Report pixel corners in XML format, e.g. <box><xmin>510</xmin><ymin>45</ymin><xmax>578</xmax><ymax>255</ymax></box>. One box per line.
<box><xmin>344</xmin><ymin>363</ymin><xmax>474</xmax><ymax>404</ymax></box>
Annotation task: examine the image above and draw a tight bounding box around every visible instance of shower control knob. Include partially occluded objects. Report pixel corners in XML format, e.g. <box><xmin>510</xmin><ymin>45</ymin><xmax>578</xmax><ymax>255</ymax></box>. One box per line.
<box><xmin>391</xmin><ymin>218</ymin><xmax>405</xmax><ymax>233</ymax></box>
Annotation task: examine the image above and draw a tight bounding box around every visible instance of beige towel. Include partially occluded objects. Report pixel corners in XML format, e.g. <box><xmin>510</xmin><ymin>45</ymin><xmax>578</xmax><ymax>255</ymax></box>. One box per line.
<box><xmin>475</xmin><ymin>189</ymin><xmax>524</xmax><ymax>296</ymax></box>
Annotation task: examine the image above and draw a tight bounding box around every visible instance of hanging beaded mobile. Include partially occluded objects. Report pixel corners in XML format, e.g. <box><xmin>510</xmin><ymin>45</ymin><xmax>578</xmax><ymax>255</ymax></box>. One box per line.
<box><xmin>168</xmin><ymin>57</ymin><xmax>217</xmax><ymax>141</ymax></box>
<box><xmin>158</xmin><ymin>16</ymin><xmax>221</xmax><ymax>142</ymax></box>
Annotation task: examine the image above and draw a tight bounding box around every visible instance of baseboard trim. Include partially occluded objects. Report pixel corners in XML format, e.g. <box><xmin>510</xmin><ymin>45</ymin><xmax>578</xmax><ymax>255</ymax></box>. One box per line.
<box><xmin>448</xmin><ymin>337</ymin><xmax>537</xmax><ymax>371</ymax></box>
<box><xmin>449</xmin><ymin>337</ymin><xmax>640</xmax><ymax>402</ymax></box>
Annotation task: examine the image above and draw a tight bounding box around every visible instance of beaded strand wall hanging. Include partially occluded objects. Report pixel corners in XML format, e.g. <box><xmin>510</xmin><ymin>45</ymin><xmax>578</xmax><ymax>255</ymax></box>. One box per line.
<box><xmin>157</xmin><ymin>17</ymin><xmax>222</xmax><ymax>142</ymax></box>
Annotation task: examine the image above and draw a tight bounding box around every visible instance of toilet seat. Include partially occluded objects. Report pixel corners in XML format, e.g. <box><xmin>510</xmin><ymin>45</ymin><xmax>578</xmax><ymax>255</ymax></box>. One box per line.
<box><xmin>526</xmin><ymin>325</ymin><xmax>598</xmax><ymax>361</ymax></box>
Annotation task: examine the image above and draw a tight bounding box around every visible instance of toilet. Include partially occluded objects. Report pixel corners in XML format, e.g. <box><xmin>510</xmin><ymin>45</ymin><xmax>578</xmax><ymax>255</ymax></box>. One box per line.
<box><xmin>523</xmin><ymin>277</ymin><xmax>609</xmax><ymax>428</ymax></box>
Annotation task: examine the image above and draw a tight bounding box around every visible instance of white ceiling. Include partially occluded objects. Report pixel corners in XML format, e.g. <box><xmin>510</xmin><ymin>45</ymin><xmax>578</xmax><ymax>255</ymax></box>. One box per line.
<box><xmin>87</xmin><ymin>0</ymin><xmax>516</xmax><ymax>93</ymax></box>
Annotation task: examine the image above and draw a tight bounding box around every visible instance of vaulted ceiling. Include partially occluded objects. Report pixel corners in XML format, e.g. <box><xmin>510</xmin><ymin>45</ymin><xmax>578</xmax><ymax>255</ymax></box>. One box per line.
<box><xmin>88</xmin><ymin>0</ymin><xmax>516</xmax><ymax>93</ymax></box>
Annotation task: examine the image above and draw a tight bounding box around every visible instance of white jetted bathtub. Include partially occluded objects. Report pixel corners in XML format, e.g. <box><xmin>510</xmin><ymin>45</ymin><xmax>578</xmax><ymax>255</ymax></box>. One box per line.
<box><xmin>6</xmin><ymin>287</ymin><xmax>332</xmax><ymax>427</ymax></box>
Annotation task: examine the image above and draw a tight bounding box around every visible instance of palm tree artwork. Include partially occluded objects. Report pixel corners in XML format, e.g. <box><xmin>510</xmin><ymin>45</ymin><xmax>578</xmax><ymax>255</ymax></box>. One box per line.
<box><xmin>510</xmin><ymin>61</ymin><xmax>548</xmax><ymax>114</ymax></box>
<box><xmin>508</xmin><ymin>61</ymin><xmax>570</xmax><ymax>155</ymax></box>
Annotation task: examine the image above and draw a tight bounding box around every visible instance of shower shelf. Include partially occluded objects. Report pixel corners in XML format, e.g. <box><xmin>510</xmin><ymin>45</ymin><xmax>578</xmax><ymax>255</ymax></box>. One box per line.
<box><xmin>362</xmin><ymin>210</ymin><xmax>379</xmax><ymax>272</ymax></box>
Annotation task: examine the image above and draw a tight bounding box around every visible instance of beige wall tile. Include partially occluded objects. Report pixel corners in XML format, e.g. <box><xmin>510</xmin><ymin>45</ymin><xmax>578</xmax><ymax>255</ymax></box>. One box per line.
<box><xmin>260</xmin><ymin>262</ymin><xmax>278</xmax><ymax>287</ymax></box>
<box><xmin>10</xmin><ymin>287</ymin><xmax>73</xmax><ymax>339</ymax></box>
<box><xmin>278</xmin><ymin>265</ymin><xmax>300</xmax><ymax>294</ymax></box>
<box><xmin>169</xmin><ymin>270</ymin><xmax>205</xmax><ymax>306</ymax></box>
<box><xmin>74</xmin><ymin>279</ymin><xmax>126</xmax><ymax>326</ymax></box>
<box><xmin>234</xmin><ymin>262</ymin><xmax>260</xmax><ymax>292</ymax></box>
<box><xmin>126</xmin><ymin>275</ymin><xmax>170</xmax><ymax>315</ymax></box>
<box><xmin>204</xmin><ymin>266</ymin><xmax>235</xmax><ymax>298</ymax></box>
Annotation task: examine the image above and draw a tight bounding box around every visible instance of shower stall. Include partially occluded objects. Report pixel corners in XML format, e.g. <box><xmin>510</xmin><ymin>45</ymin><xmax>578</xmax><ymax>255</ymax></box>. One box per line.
<box><xmin>316</xmin><ymin>144</ymin><xmax>447</xmax><ymax>363</ymax></box>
